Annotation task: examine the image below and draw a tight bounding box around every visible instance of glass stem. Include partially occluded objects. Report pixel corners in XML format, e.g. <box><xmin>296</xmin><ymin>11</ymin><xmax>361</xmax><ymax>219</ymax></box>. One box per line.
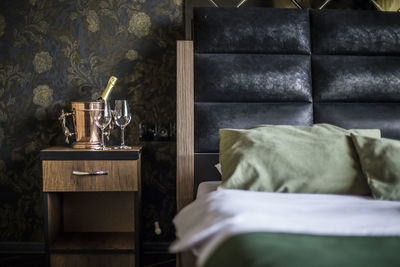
<box><xmin>121</xmin><ymin>127</ymin><xmax>125</xmax><ymax>146</ymax></box>
<box><xmin>101</xmin><ymin>129</ymin><xmax>105</xmax><ymax>148</ymax></box>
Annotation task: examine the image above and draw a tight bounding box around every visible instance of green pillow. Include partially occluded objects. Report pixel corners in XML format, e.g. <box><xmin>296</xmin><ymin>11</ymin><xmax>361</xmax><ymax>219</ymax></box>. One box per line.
<box><xmin>219</xmin><ymin>124</ymin><xmax>381</xmax><ymax>195</ymax></box>
<box><xmin>351</xmin><ymin>134</ymin><xmax>400</xmax><ymax>200</ymax></box>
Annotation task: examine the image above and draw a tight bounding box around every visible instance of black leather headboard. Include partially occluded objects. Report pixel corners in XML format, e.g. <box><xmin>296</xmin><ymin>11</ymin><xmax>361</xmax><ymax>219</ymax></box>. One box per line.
<box><xmin>193</xmin><ymin>8</ymin><xmax>400</xmax><ymax>189</ymax></box>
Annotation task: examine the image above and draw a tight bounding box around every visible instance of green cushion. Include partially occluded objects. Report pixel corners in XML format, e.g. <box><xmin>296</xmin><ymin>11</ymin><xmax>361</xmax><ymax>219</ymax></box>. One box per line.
<box><xmin>351</xmin><ymin>134</ymin><xmax>400</xmax><ymax>200</ymax></box>
<box><xmin>219</xmin><ymin>124</ymin><xmax>381</xmax><ymax>195</ymax></box>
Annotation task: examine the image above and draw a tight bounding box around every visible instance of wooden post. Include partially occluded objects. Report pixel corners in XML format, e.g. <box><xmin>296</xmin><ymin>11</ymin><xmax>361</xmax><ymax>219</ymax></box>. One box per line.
<box><xmin>176</xmin><ymin>41</ymin><xmax>194</xmax><ymax>212</ymax></box>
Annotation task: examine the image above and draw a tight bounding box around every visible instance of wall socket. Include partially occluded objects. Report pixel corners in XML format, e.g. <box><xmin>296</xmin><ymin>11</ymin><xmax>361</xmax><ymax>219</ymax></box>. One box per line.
<box><xmin>139</xmin><ymin>123</ymin><xmax>176</xmax><ymax>141</ymax></box>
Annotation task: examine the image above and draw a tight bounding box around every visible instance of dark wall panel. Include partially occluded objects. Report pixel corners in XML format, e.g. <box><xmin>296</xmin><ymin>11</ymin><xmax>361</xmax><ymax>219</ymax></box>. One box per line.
<box><xmin>314</xmin><ymin>103</ymin><xmax>400</xmax><ymax>139</ymax></box>
<box><xmin>195</xmin><ymin>54</ymin><xmax>312</xmax><ymax>102</ymax></box>
<box><xmin>311</xmin><ymin>9</ymin><xmax>400</xmax><ymax>55</ymax></box>
<box><xmin>194</xmin><ymin>8</ymin><xmax>311</xmax><ymax>53</ymax></box>
<box><xmin>313</xmin><ymin>55</ymin><xmax>400</xmax><ymax>102</ymax></box>
<box><xmin>195</xmin><ymin>103</ymin><xmax>313</xmax><ymax>152</ymax></box>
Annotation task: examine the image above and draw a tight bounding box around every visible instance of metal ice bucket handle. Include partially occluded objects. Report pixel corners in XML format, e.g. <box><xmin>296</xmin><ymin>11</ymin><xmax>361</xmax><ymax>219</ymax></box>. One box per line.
<box><xmin>58</xmin><ymin>109</ymin><xmax>75</xmax><ymax>144</ymax></box>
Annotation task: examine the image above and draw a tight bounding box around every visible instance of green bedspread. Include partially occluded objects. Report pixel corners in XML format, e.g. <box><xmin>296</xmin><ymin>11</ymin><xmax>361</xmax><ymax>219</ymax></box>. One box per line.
<box><xmin>204</xmin><ymin>232</ymin><xmax>400</xmax><ymax>267</ymax></box>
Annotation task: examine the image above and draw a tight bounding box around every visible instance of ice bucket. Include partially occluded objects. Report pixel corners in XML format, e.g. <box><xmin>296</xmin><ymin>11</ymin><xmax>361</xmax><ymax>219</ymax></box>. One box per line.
<box><xmin>59</xmin><ymin>101</ymin><xmax>103</xmax><ymax>149</ymax></box>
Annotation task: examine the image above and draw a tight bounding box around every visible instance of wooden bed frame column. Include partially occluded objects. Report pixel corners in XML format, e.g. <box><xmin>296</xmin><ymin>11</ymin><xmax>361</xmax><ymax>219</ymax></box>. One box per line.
<box><xmin>177</xmin><ymin>40</ymin><xmax>194</xmax><ymax>212</ymax></box>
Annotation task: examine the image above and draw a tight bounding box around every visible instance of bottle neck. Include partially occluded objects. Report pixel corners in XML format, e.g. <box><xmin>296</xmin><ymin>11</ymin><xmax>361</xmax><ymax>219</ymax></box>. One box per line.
<box><xmin>99</xmin><ymin>76</ymin><xmax>117</xmax><ymax>101</ymax></box>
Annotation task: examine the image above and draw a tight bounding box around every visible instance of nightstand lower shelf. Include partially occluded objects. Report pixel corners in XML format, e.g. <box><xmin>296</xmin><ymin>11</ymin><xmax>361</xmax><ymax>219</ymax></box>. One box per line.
<box><xmin>44</xmin><ymin>192</ymin><xmax>139</xmax><ymax>266</ymax></box>
<box><xmin>50</xmin><ymin>254</ymin><xmax>135</xmax><ymax>267</ymax></box>
<box><xmin>50</xmin><ymin>232</ymin><xmax>135</xmax><ymax>252</ymax></box>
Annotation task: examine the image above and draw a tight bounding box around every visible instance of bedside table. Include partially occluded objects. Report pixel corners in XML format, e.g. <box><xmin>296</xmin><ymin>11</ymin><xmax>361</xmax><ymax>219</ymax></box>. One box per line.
<box><xmin>40</xmin><ymin>146</ymin><xmax>142</xmax><ymax>267</ymax></box>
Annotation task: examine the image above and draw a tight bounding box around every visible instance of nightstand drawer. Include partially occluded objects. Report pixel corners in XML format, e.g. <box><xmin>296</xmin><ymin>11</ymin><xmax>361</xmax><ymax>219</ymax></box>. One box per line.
<box><xmin>43</xmin><ymin>160</ymin><xmax>139</xmax><ymax>192</ymax></box>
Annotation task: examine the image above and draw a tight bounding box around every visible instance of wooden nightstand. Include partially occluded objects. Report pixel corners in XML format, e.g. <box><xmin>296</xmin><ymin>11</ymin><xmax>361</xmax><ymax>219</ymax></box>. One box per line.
<box><xmin>41</xmin><ymin>146</ymin><xmax>142</xmax><ymax>267</ymax></box>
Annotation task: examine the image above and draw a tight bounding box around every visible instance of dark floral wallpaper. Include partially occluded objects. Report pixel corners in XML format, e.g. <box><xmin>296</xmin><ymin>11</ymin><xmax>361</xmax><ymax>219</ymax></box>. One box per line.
<box><xmin>0</xmin><ymin>0</ymin><xmax>182</xmax><ymax>243</ymax></box>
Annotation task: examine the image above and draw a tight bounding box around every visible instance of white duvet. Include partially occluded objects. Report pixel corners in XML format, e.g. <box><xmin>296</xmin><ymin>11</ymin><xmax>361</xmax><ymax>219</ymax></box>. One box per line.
<box><xmin>170</xmin><ymin>189</ymin><xmax>400</xmax><ymax>266</ymax></box>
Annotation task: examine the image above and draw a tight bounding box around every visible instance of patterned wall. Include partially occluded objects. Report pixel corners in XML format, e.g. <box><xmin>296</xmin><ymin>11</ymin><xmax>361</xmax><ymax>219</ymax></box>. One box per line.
<box><xmin>0</xmin><ymin>0</ymin><xmax>182</xmax><ymax>243</ymax></box>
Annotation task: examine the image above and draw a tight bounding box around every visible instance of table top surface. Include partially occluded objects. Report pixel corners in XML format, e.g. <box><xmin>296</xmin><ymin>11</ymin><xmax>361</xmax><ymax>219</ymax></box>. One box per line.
<box><xmin>41</xmin><ymin>146</ymin><xmax>143</xmax><ymax>152</ymax></box>
<box><xmin>40</xmin><ymin>146</ymin><xmax>143</xmax><ymax>160</ymax></box>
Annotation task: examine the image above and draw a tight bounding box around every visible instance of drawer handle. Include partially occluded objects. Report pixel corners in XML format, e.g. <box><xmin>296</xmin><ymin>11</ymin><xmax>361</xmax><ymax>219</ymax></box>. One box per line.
<box><xmin>72</xmin><ymin>171</ymin><xmax>108</xmax><ymax>176</ymax></box>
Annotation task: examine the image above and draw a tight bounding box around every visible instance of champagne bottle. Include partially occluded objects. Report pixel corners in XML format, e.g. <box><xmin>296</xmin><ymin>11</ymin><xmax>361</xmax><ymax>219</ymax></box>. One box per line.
<box><xmin>98</xmin><ymin>76</ymin><xmax>118</xmax><ymax>101</ymax></box>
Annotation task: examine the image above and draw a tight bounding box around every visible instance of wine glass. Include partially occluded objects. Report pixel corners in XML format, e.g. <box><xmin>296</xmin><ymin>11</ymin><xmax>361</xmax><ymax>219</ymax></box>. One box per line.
<box><xmin>94</xmin><ymin>100</ymin><xmax>112</xmax><ymax>150</ymax></box>
<box><xmin>113</xmin><ymin>100</ymin><xmax>132</xmax><ymax>149</ymax></box>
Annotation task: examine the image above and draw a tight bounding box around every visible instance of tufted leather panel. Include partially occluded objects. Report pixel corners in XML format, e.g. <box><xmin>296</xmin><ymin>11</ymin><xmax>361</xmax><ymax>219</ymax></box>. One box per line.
<box><xmin>193</xmin><ymin>8</ymin><xmax>400</xmax><ymax>155</ymax></box>
<box><xmin>311</xmin><ymin>9</ymin><xmax>400</xmax><ymax>55</ymax></box>
<box><xmin>194</xmin><ymin>103</ymin><xmax>313</xmax><ymax>152</ymax></box>
<box><xmin>313</xmin><ymin>55</ymin><xmax>400</xmax><ymax>102</ymax></box>
<box><xmin>194</xmin><ymin>8</ymin><xmax>311</xmax><ymax>54</ymax></box>
<box><xmin>314</xmin><ymin>103</ymin><xmax>400</xmax><ymax>140</ymax></box>
<box><xmin>195</xmin><ymin>54</ymin><xmax>312</xmax><ymax>102</ymax></box>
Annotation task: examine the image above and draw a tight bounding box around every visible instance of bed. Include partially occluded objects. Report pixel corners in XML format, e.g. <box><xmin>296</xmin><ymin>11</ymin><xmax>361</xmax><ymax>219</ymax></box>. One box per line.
<box><xmin>174</xmin><ymin>7</ymin><xmax>400</xmax><ymax>267</ymax></box>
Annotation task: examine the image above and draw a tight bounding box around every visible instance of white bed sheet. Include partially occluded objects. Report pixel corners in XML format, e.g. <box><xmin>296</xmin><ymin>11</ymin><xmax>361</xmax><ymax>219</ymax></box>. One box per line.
<box><xmin>196</xmin><ymin>181</ymin><xmax>221</xmax><ymax>198</ymax></box>
<box><xmin>171</xmin><ymin>189</ymin><xmax>400</xmax><ymax>267</ymax></box>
